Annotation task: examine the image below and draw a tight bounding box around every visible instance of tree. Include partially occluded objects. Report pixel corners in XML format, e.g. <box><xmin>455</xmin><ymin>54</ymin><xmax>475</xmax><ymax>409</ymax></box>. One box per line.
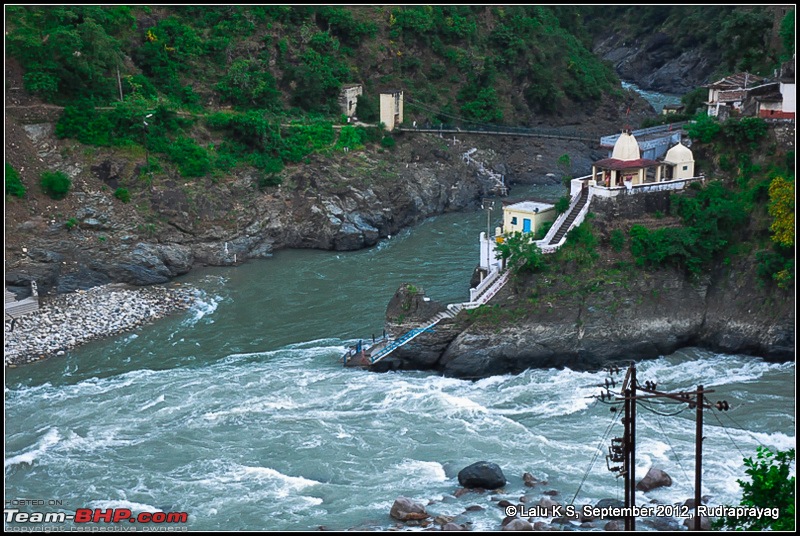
<box><xmin>495</xmin><ymin>231</ymin><xmax>547</xmax><ymax>274</ymax></box>
<box><xmin>713</xmin><ymin>447</ymin><xmax>795</xmax><ymax>531</ymax></box>
<box><xmin>768</xmin><ymin>175</ymin><xmax>795</xmax><ymax>248</ymax></box>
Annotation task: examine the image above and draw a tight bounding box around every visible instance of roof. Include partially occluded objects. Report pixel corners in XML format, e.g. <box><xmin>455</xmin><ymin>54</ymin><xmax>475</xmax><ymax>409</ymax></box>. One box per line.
<box><xmin>504</xmin><ymin>201</ymin><xmax>555</xmax><ymax>214</ymax></box>
<box><xmin>706</xmin><ymin>72</ymin><xmax>767</xmax><ymax>90</ymax></box>
<box><xmin>716</xmin><ymin>89</ymin><xmax>747</xmax><ymax>102</ymax></box>
<box><xmin>593</xmin><ymin>157</ymin><xmax>661</xmax><ymax>170</ymax></box>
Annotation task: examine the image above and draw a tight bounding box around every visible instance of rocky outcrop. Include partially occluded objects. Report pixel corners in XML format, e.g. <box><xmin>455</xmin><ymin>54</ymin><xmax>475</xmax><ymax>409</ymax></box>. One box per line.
<box><xmin>593</xmin><ymin>33</ymin><xmax>722</xmax><ymax>95</ymax></box>
<box><xmin>380</xmin><ymin>255</ymin><xmax>793</xmax><ymax>378</ymax></box>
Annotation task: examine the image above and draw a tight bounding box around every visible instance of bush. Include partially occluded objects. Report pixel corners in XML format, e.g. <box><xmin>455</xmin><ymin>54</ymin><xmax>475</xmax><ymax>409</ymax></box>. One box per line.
<box><xmin>713</xmin><ymin>447</ymin><xmax>795</xmax><ymax>531</ymax></box>
<box><xmin>114</xmin><ymin>187</ymin><xmax>131</xmax><ymax>203</ymax></box>
<box><xmin>6</xmin><ymin>162</ymin><xmax>25</xmax><ymax>197</ymax></box>
<box><xmin>40</xmin><ymin>170</ymin><xmax>71</xmax><ymax>199</ymax></box>
<box><xmin>686</xmin><ymin>113</ymin><xmax>721</xmax><ymax>143</ymax></box>
<box><xmin>555</xmin><ymin>195</ymin><xmax>571</xmax><ymax>214</ymax></box>
<box><xmin>609</xmin><ymin>229</ymin><xmax>625</xmax><ymax>252</ymax></box>
<box><xmin>380</xmin><ymin>135</ymin><xmax>396</xmax><ymax>149</ymax></box>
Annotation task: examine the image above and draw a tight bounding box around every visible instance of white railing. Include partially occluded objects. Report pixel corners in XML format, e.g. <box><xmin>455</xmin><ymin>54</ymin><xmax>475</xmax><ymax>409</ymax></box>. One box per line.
<box><xmin>589</xmin><ymin>175</ymin><xmax>705</xmax><ymax>198</ymax></box>
<box><xmin>469</xmin><ymin>269</ymin><xmax>501</xmax><ymax>302</ymax></box>
<box><xmin>537</xmin><ymin>196</ymin><xmax>592</xmax><ymax>253</ymax></box>
<box><xmin>538</xmin><ymin>194</ymin><xmax>578</xmax><ymax>246</ymax></box>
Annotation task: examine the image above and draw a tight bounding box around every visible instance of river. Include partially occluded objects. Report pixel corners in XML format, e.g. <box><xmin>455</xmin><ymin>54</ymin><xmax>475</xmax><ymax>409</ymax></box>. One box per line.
<box><xmin>4</xmin><ymin>182</ymin><xmax>794</xmax><ymax>531</ymax></box>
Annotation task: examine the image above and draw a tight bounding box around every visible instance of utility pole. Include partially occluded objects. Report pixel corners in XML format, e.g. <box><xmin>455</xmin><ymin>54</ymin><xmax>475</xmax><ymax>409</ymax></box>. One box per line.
<box><xmin>599</xmin><ymin>364</ymin><xmax>728</xmax><ymax>532</ymax></box>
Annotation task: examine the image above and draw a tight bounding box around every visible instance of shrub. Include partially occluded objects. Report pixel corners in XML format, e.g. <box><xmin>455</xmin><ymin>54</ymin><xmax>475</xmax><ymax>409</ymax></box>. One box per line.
<box><xmin>40</xmin><ymin>170</ymin><xmax>72</xmax><ymax>199</ymax></box>
<box><xmin>686</xmin><ymin>113</ymin><xmax>721</xmax><ymax>143</ymax></box>
<box><xmin>713</xmin><ymin>447</ymin><xmax>795</xmax><ymax>531</ymax></box>
<box><xmin>555</xmin><ymin>195</ymin><xmax>571</xmax><ymax>214</ymax></box>
<box><xmin>609</xmin><ymin>229</ymin><xmax>625</xmax><ymax>252</ymax></box>
<box><xmin>65</xmin><ymin>217</ymin><xmax>78</xmax><ymax>230</ymax></box>
<box><xmin>380</xmin><ymin>135</ymin><xmax>396</xmax><ymax>149</ymax></box>
<box><xmin>6</xmin><ymin>162</ymin><xmax>25</xmax><ymax>197</ymax></box>
<box><xmin>114</xmin><ymin>187</ymin><xmax>131</xmax><ymax>203</ymax></box>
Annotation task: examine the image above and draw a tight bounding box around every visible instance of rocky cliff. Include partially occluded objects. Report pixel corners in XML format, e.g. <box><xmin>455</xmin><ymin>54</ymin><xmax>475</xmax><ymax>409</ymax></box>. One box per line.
<box><xmin>374</xmin><ymin>191</ymin><xmax>795</xmax><ymax>377</ymax></box>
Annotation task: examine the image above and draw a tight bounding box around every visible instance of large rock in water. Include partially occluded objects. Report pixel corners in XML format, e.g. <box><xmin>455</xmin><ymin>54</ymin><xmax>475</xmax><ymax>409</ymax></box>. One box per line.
<box><xmin>389</xmin><ymin>497</ymin><xmax>429</xmax><ymax>522</ymax></box>
<box><xmin>636</xmin><ymin>467</ymin><xmax>673</xmax><ymax>492</ymax></box>
<box><xmin>457</xmin><ymin>461</ymin><xmax>507</xmax><ymax>490</ymax></box>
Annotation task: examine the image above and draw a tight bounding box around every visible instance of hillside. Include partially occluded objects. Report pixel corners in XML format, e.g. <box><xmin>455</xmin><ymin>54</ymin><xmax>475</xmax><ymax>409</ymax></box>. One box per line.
<box><xmin>3</xmin><ymin>5</ymin><xmax>794</xmax><ymax>298</ymax></box>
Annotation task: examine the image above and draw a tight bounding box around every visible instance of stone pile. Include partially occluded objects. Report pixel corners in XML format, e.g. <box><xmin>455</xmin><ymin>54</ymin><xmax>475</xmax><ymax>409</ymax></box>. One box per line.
<box><xmin>4</xmin><ymin>284</ymin><xmax>197</xmax><ymax>366</ymax></box>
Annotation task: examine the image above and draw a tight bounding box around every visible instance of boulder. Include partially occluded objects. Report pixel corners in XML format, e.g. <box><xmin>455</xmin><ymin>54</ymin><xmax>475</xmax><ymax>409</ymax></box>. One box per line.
<box><xmin>636</xmin><ymin>467</ymin><xmax>673</xmax><ymax>492</ymax></box>
<box><xmin>442</xmin><ymin>523</ymin><xmax>468</xmax><ymax>531</ymax></box>
<box><xmin>502</xmin><ymin>518</ymin><xmax>533</xmax><ymax>531</ymax></box>
<box><xmin>389</xmin><ymin>496</ymin><xmax>428</xmax><ymax>522</ymax></box>
<box><xmin>458</xmin><ymin>461</ymin><xmax>507</xmax><ymax>490</ymax></box>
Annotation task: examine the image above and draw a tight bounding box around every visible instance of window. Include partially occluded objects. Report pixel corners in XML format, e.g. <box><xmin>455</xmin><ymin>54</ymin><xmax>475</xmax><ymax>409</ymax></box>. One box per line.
<box><xmin>511</xmin><ymin>217</ymin><xmax>518</xmax><ymax>225</ymax></box>
<box><xmin>682</xmin><ymin>165</ymin><xmax>688</xmax><ymax>171</ymax></box>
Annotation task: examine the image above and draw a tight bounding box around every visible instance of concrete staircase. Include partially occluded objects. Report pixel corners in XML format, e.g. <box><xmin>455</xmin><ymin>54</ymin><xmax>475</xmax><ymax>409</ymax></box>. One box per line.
<box><xmin>548</xmin><ymin>187</ymin><xmax>589</xmax><ymax>245</ymax></box>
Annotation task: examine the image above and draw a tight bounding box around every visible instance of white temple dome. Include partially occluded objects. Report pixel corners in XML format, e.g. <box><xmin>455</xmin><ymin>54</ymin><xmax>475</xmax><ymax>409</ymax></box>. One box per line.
<box><xmin>611</xmin><ymin>131</ymin><xmax>641</xmax><ymax>161</ymax></box>
<box><xmin>664</xmin><ymin>142</ymin><xmax>694</xmax><ymax>164</ymax></box>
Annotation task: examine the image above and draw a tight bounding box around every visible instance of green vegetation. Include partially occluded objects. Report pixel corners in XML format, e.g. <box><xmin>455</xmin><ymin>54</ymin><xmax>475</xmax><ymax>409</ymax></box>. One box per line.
<box><xmin>495</xmin><ymin>232</ymin><xmax>546</xmax><ymax>274</ymax></box>
<box><xmin>40</xmin><ymin>170</ymin><xmax>72</xmax><ymax>199</ymax></box>
<box><xmin>6</xmin><ymin>162</ymin><xmax>26</xmax><ymax>198</ymax></box>
<box><xmin>114</xmin><ymin>187</ymin><xmax>131</xmax><ymax>203</ymax></box>
<box><xmin>65</xmin><ymin>217</ymin><xmax>78</xmax><ymax>230</ymax></box>
<box><xmin>713</xmin><ymin>447</ymin><xmax>795</xmax><ymax>531</ymax></box>
<box><xmin>555</xmin><ymin>195</ymin><xmax>571</xmax><ymax>214</ymax></box>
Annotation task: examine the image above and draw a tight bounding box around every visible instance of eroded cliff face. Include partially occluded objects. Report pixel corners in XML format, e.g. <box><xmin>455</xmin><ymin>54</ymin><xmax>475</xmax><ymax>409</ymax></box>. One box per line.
<box><xmin>592</xmin><ymin>33</ymin><xmax>722</xmax><ymax>95</ymax></box>
<box><xmin>377</xmin><ymin>256</ymin><xmax>794</xmax><ymax>378</ymax></box>
<box><xmin>375</xmin><ymin>191</ymin><xmax>795</xmax><ymax>378</ymax></box>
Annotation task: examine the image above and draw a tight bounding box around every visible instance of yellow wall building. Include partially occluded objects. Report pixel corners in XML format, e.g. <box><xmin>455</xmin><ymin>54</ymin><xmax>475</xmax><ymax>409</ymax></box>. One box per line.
<box><xmin>502</xmin><ymin>201</ymin><xmax>557</xmax><ymax>236</ymax></box>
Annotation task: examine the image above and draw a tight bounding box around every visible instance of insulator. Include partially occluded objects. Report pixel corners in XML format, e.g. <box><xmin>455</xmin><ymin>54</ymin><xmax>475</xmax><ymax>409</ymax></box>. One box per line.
<box><xmin>610</xmin><ymin>378</ymin><xmax>616</xmax><ymax>388</ymax></box>
<box><xmin>715</xmin><ymin>400</ymin><xmax>730</xmax><ymax>411</ymax></box>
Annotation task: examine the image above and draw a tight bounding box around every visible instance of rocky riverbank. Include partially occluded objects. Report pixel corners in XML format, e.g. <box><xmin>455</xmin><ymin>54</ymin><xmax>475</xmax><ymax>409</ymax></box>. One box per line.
<box><xmin>4</xmin><ymin>283</ymin><xmax>197</xmax><ymax>367</ymax></box>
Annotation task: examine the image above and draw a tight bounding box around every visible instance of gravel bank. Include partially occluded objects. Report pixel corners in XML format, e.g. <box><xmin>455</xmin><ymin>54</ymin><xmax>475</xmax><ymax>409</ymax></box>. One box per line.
<box><xmin>4</xmin><ymin>283</ymin><xmax>197</xmax><ymax>367</ymax></box>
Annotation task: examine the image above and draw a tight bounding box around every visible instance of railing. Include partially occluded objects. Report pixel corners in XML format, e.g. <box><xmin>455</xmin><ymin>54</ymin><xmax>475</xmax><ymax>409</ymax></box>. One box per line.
<box><xmin>538</xmin><ymin>196</ymin><xmax>592</xmax><ymax>253</ymax></box>
<box><xmin>370</xmin><ymin>324</ymin><xmax>436</xmax><ymax>364</ymax></box>
<box><xmin>589</xmin><ymin>175</ymin><xmax>705</xmax><ymax>198</ymax></box>
<box><xmin>397</xmin><ymin>123</ymin><xmax>595</xmax><ymax>142</ymax></box>
<box><xmin>538</xmin><ymin>188</ymin><xmax>584</xmax><ymax>248</ymax></box>
<box><xmin>469</xmin><ymin>269</ymin><xmax>501</xmax><ymax>302</ymax></box>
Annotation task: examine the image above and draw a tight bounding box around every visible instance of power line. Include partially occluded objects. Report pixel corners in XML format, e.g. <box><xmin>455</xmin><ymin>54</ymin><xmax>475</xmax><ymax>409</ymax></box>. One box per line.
<box><xmin>653</xmin><ymin>410</ymin><xmax>692</xmax><ymax>486</ymax></box>
<box><xmin>570</xmin><ymin>403</ymin><xmax>623</xmax><ymax>506</ymax></box>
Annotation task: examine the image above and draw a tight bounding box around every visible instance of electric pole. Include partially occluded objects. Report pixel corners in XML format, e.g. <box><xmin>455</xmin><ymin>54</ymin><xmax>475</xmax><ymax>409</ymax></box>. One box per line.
<box><xmin>598</xmin><ymin>363</ymin><xmax>729</xmax><ymax>531</ymax></box>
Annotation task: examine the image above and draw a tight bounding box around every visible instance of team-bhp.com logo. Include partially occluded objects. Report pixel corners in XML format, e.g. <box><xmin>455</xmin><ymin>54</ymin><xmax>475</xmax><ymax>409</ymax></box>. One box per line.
<box><xmin>5</xmin><ymin>508</ymin><xmax>188</xmax><ymax>525</ymax></box>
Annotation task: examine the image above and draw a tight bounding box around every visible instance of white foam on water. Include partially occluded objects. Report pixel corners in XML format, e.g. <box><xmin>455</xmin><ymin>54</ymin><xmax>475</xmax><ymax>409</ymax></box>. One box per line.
<box><xmin>180</xmin><ymin>290</ymin><xmax>223</xmax><ymax>327</ymax></box>
<box><xmin>139</xmin><ymin>394</ymin><xmax>165</xmax><ymax>411</ymax></box>
<box><xmin>391</xmin><ymin>459</ymin><xmax>448</xmax><ymax>484</ymax></box>
<box><xmin>4</xmin><ymin>428</ymin><xmax>60</xmax><ymax>468</ymax></box>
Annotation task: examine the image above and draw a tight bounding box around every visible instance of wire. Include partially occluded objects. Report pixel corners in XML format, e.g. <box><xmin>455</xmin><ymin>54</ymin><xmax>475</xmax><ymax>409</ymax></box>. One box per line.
<box><xmin>708</xmin><ymin>407</ymin><xmax>749</xmax><ymax>460</ymax></box>
<box><xmin>569</xmin><ymin>404</ymin><xmax>623</xmax><ymax>506</ymax></box>
<box><xmin>654</xmin><ymin>411</ymin><xmax>692</xmax><ymax>485</ymax></box>
<box><xmin>635</xmin><ymin>399</ymin><xmax>689</xmax><ymax>417</ymax></box>
<box><xmin>702</xmin><ymin>395</ymin><xmax>756</xmax><ymax>457</ymax></box>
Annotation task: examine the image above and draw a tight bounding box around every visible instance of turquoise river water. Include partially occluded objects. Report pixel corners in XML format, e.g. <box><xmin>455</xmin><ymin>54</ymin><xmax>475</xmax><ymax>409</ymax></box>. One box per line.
<box><xmin>4</xmin><ymin>183</ymin><xmax>795</xmax><ymax>531</ymax></box>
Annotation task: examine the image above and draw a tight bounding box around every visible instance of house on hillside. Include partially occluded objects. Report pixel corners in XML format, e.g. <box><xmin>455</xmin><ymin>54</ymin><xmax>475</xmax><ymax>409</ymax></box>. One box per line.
<box><xmin>704</xmin><ymin>72</ymin><xmax>768</xmax><ymax>120</ymax></box>
<box><xmin>704</xmin><ymin>61</ymin><xmax>796</xmax><ymax>121</ymax></box>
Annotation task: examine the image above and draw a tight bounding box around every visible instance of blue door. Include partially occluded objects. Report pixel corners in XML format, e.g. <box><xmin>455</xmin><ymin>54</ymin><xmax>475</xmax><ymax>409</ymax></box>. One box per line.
<box><xmin>523</xmin><ymin>218</ymin><xmax>532</xmax><ymax>233</ymax></box>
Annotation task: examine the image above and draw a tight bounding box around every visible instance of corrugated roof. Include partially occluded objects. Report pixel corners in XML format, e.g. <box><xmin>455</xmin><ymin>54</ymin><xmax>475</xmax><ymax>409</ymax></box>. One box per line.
<box><xmin>706</xmin><ymin>72</ymin><xmax>767</xmax><ymax>90</ymax></box>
